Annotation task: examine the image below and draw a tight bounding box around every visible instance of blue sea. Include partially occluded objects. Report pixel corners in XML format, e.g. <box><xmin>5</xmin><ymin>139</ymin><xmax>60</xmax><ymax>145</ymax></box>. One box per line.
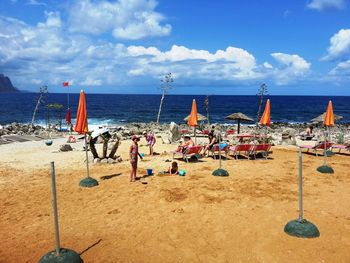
<box><xmin>0</xmin><ymin>93</ymin><xmax>349</xmax><ymax>127</ymax></box>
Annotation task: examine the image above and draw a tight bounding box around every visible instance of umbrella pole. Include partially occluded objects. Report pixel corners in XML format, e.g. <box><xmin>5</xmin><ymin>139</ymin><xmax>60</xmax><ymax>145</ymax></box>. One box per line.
<box><xmin>298</xmin><ymin>148</ymin><xmax>303</xmax><ymax>221</ymax></box>
<box><xmin>323</xmin><ymin>129</ymin><xmax>327</xmax><ymax>166</ymax></box>
<box><xmin>84</xmin><ymin>135</ymin><xmax>90</xmax><ymax>178</ymax></box>
<box><xmin>194</xmin><ymin>127</ymin><xmax>197</xmax><ymax>144</ymax></box>
<box><xmin>219</xmin><ymin>145</ymin><xmax>222</xmax><ymax>169</ymax></box>
<box><xmin>50</xmin><ymin>161</ymin><xmax>61</xmax><ymax>256</ymax></box>
<box><xmin>237</xmin><ymin>119</ymin><xmax>240</xmax><ymax>134</ymax></box>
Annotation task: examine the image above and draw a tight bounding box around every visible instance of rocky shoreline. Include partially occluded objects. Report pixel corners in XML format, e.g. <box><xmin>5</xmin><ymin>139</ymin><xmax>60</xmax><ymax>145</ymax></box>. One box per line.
<box><xmin>1</xmin><ymin>121</ymin><xmax>349</xmax><ymax>146</ymax></box>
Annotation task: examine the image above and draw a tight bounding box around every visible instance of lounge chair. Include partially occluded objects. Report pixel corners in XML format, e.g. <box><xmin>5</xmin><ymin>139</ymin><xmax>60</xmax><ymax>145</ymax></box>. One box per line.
<box><xmin>251</xmin><ymin>144</ymin><xmax>271</xmax><ymax>159</ymax></box>
<box><xmin>172</xmin><ymin>145</ymin><xmax>203</xmax><ymax>162</ymax></box>
<box><xmin>210</xmin><ymin>143</ymin><xmax>229</xmax><ymax>159</ymax></box>
<box><xmin>299</xmin><ymin>141</ymin><xmax>333</xmax><ymax>156</ymax></box>
<box><xmin>331</xmin><ymin>144</ymin><xmax>350</xmax><ymax>153</ymax></box>
<box><xmin>229</xmin><ymin>144</ymin><xmax>254</xmax><ymax>160</ymax></box>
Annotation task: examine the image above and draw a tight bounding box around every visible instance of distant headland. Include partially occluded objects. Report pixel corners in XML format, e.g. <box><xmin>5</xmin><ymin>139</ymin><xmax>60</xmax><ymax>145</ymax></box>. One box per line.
<box><xmin>0</xmin><ymin>74</ymin><xmax>19</xmax><ymax>93</ymax></box>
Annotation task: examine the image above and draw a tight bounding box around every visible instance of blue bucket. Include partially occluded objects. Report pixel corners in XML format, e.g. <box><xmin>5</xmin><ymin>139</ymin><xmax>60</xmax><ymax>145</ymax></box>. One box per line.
<box><xmin>147</xmin><ymin>169</ymin><xmax>153</xmax><ymax>176</ymax></box>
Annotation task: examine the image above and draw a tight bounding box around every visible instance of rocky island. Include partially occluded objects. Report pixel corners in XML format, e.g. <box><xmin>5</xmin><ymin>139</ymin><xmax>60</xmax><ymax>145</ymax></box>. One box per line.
<box><xmin>0</xmin><ymin>74</ymin><xmax>18</xmax><ymax>93</ymax></box>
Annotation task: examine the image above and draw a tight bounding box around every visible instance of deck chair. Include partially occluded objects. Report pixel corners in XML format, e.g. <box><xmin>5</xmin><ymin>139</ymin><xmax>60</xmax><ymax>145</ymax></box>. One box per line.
<box><xmin>299</xmin><ymin>141</ymin><xmax>333</xmax><ymax>156</ymax></box>
<box><xmin>251</xmin><ymin>144</ymin><xmax>271</xmax><ymax>159</ymax></box>
<box><xmin>210</xmin><ymin>143</ymin><xmax>229</xmax><ymax>159</ymax></box>
<box><xmin>229</xmin><ymin>144</ymin><xmax>254</xmax><ymax>160</ymax></box>
<box><xmin>331</xmin><ymin>144</ymin><xmax>350</xmax><ymax>153</ymax></box>
<box><xmin>172</xmin><ymin>146</ymin><xmax>203</xmax><ymax>162</ymax></box>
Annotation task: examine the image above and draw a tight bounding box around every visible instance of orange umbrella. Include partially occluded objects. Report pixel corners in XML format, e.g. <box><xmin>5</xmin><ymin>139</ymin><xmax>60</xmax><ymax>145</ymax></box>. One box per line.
<box><xmin>188</xmin><ymin>99</ymin><xmax>198</xmax><ymax>127</ymax></box>
<box><xmin>260</xmin><ymin>99</ymin><xmax>271</xmax><ymax>126</ymax></box>
<box><xmin>74</xmin><ymin>90</ymin><xmax>88</xmax><ymax>134</ymax></box>
<box><xmin>323</xmin><ymin>100</ymin><xmax>334</xmax><ymax>127</ymax></box>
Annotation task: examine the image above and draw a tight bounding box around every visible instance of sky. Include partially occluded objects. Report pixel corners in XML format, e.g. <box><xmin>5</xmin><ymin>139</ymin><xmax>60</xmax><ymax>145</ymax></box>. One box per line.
<box><xmin>0</xmin><ymin>0</ymin><xmax>350</xmax><ymax>95</ymax></box>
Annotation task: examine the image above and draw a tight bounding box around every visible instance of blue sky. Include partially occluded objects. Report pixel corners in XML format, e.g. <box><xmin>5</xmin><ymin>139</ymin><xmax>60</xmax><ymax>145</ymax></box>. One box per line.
<box><xmin>0</xmin><ymin>0</ymin><xmax>350</xmax><ymax>95</ymax></box>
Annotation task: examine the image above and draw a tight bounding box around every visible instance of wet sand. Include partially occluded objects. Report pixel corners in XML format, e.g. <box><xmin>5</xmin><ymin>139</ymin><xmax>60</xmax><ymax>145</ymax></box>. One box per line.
<box><xmin>0</xmin><ymin>138</ymin><xmax>350</xmax><ymax>262</ymax></box>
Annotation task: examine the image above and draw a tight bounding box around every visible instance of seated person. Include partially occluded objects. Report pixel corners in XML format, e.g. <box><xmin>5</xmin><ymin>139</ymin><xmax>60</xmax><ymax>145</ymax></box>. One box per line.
<box><xmin>202</xmin><ymin>132</ymin><xmax>217</xmax><ymax>156</ymax></box>
<box><xmin>179</xmin><ymin>136</ymin><xmax>195</xmax><ymax>153</ymax></box>
<box><xmin>168</xmin><ymin>161</ymin><xmax>179</xmax><ymax>175</ymax></box>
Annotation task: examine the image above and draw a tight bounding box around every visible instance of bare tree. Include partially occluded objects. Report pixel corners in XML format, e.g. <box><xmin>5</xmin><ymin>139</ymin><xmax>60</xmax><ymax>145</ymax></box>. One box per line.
<box><xmin>156</xmin><ymin>73</ymin><xmax>173</xmax><ymax>124</ymax></box>
<box><xmin>31</xmin><ymin>85</ymin><xmax>48</xmax><ymax>126</ymax></box>
<box><xmin>256</xmin><ymin>83</ymin><xmax>268</xmax><ymax>123</ymax></box>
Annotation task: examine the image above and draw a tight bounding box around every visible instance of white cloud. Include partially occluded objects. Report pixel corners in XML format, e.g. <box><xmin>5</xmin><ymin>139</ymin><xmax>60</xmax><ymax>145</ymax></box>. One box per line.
<box><xmin>26</xmin><ymin>0</ymin><xmax>47</xmax><ymax>6</ymax></box>
<box><xmin>0</xmin><ymin>13</ymin><xmax>313</xmax><ymax>89</ymax></box>
<box><xmin>307</xmin><ymin>0</ymin><xmax>346</xmax><ymax>11</ymax></box>
<box><xmin>323</xmin><ymin>29</ymin><xmax>350</xmax><ymax>60</ymax></box>
<box><xmin>68</xmin><ymin>0</ymin><xmax>171</xmax><ymax>40</ymax></box>
<box><xmin>270</xmin><ymin>53</ymin><xmax>311</xmax><ymax>85</ymax></box>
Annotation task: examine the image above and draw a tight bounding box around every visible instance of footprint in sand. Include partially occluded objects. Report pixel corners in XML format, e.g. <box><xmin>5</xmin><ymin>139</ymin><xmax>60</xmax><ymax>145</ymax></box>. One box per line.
<box><xmin>160</xmin><ymin>188</ymin><xmax>188</xmax><ymax>202</ymax></box>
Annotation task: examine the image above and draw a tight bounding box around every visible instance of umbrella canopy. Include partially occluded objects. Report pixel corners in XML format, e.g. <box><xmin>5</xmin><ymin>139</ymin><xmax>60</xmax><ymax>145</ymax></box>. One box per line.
<box><xmin>184</xmin><ymin>112</ymin><xmax>207</xmax><ymax>122</ymax></box>
<box><xmin>74</xmin><ymin>90</ymin><xmax>88</xmax><ymax>134</ymax></box>
<box><xmin>324</xmin><ymin>100</ymin><xmax>335</xmax><ymax>127</ymax></box>
<box><xmin>187</xmin><ymin>99</ymin><xmax>198</xmax><ymax>127</ymax></box>
<box><xmin>66</xmin><ymin>108</ymin><xmax>71</xmax><ymax>125</ymax></box>
<box><xmin>260</xmin><ymin>99</ymin><xmax>271</xmax><ymax>126</ymax></box>
<box><xmin>225</xmin><ymin>112</ymin><xmax>253</xmax><ymax>121</ymax></box>
<box><xmin>225</xmin><ymin>112</ymin><xmax>253</xmax><ymax>134</ymax></box>
<box><xmin>311</xmin><ymin>112</ymin><xmax>342</xmax><ymax>123</ymax></box>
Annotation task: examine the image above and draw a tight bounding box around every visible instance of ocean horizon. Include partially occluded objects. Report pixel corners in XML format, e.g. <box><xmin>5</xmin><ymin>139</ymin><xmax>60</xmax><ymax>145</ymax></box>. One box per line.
<box><xmin>1</xmin><ymin>93</ymin><xmax>349</xmax><ymax>126</ymax></box>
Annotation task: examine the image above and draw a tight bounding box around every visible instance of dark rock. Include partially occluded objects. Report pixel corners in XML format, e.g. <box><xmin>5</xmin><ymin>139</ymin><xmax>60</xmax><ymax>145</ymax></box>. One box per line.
<box><xmin>59</xmin><ymin>144</ymin><xmax>73</xmax><ymax>152</ymax></box>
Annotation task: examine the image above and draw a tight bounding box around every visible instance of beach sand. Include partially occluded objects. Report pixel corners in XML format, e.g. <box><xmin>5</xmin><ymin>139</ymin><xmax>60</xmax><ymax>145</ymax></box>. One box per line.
<box><xmin>0</xmin><ymin>137</ymin><xmax>350</xmax><ymax>263</ymax></box>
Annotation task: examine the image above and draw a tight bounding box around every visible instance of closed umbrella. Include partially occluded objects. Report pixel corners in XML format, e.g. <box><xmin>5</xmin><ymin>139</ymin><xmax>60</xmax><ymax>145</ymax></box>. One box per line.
<box><xmin>75</xmin><ymin>90</ymin><xmax>98</xmax><ymax>187</ymax></box>
<box><xmin>260</xmin><ymin>99</ymin><xmax>271</xmax><ymax>143</ymax></box>
<box><xmin>187</xmin><ymin>99</ymin><xmax>198</xmax><ymax>143</ymax></box>
<box><xmin>317</xmin><ymin>100</ymin><xmax>335</xmax><ymax>174</ymax></box>
<box><xmin>260</xmin><ymin>99</ymin><xmax>271</xmax><ymax>126</ymax></box>
<box><xmin>225</xmin><ymin>112</ymin><xmax>253</xmax><ymax>134</ymax></box>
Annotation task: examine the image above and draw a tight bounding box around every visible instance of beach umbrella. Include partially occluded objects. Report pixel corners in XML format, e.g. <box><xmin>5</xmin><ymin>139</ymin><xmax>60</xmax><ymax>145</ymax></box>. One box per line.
<box><xmin>259</xmin><ymin>99</ymin><xmax>271</xmax><ymax>144</ymax></box>
<box><xmin>310</xmin><ymin>112</ymin><xmax>342</xmax><ymax>123</ymax></box>
<box><xmin>225</xmin><ymin>112</ymin><xmax>254</xmax><ymax>134</ymax></box>
<box><xmin>38</xmin><ymin>162</ymin><xmax>83</xmax><ymax>263</ymax></box>
<box><xmin>184</xmin><ymin>113</ymin><xmax>207</xmax><ymax>122</ymax></box>
<box><xmin>260</xmin><ymin>99</ymin><xmax>271</xmax><ymax>126</ymax></box>
<box><xmin>284</xmin><ymin>148</ymin><xmax>320</xmax><ymax>238</ymax></box>
<box><xmin>317</xmin><ymin>100</ymin><xmax>335</xmax><ymax>174</ymax></box>
<box><xmin>74</xmin><ymin>90</ymin><xmax>98</xmax><ymax>187</ymax></box>
<box><xmin>65</xmin><ymin>108</ymin><xmax>71</xmax><ymax>126</ymax></box>
<box><xmin>187</xmin><ymin>99</ymin><xmax>198</xmax><ymax>143</ymax></box>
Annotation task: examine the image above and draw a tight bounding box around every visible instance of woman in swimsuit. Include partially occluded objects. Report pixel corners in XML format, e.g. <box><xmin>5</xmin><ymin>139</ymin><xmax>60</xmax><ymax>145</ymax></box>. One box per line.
<box><xmin>130</xmin><ymin>135</ymin><xmax>143</xmax><ymax>182</ymax></box>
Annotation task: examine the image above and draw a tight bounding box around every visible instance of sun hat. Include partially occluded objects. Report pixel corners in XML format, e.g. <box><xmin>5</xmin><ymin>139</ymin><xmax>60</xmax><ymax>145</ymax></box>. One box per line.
<box><xmin>142</xmin><ymin>131</ymin><xmax>147</xmax><ymax>135</ymax></box>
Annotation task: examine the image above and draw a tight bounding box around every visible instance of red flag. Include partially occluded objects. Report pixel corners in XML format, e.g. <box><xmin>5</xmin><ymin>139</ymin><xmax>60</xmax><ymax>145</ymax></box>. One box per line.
<box><xmin>63</xmin><ymin>82</ymin><xmax>69</xmax><ymax>87</ymax></box>
<box><xmin>66</xmin><ymin>108</ymin><xmax>71</xmax><ymax>125</ymax></box>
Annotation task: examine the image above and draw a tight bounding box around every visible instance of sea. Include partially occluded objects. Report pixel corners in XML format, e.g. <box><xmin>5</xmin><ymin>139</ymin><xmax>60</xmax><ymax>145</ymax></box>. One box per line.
<box><xmin>0</xmin><ymin>93</ymin><xmax>349</xmax><ymax>129</ymax></box>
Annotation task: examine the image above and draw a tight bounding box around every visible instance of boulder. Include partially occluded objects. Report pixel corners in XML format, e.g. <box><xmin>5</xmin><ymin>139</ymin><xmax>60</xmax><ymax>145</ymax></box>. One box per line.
<box><xmin>282</xmin><ymin>128</ymin><xmax>297</xmax><ymax>138</ymax></box>
<box><xmin>100</xmin><ymin>158</ymin><xmax>108</xmax><ymax>164</ymax></box>
<box><xmin>161</xmin><ymin>133</ymin><xmax>172</xmax><ymax>144</ymax></box>
<box><xmin>169</xmin><ymin>122</ymin><xmax>181</xmax><ymax>142</ymax></box>
<box><xmin>108</xmin><ymin>158</ymin><xmax>116</xmax><ymax>164</ymax></box>
<box><xmin>59</xmin><ymin>144</ymin><xmax>73</xmax><ymax>152</ymax></box>
<box><xmin>93</xmin><ymin>158</ymin><xmax>101</xmax><ymax>164</ymax></box>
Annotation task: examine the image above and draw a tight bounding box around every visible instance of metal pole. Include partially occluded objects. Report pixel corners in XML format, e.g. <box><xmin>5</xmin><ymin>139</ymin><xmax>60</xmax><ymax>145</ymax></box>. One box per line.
<box><xmin>323</xmin><ymin>129</ymin><xmax>327</xmax><ymax>165</ymax></box>
<box><xmin>219</xmin><ymin>144</ymin><xmax>222</xmax><ymax>169</ymax></box>
<box><xmin>84</xmin><ymin>135</ymin><xmax>90</xmax><ymax>178</ymax></box>
<box><xmin>50</xmin><ymin>161</ymin><xmax>61</xmax><ymax>255</ymax></box>
<box><xmin>298</xmin><ymin>148</ymin><xmax>303</xmax><ymax>221</ymax></box>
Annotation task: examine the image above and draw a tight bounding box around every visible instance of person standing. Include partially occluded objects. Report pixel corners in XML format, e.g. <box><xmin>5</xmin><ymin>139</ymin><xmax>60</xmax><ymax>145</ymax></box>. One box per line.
<box><xmin>130</xmin><ymin>135</ymin><xmax>143</xmax><ymax>182</ymax></box>
<box><xmin>143</xmin><ymin>131</ymin><xmax>156</xmax><ymax>155</ymax></box>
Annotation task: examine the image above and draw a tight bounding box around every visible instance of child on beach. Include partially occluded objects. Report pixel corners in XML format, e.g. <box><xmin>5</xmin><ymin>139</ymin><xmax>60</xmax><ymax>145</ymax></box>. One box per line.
<box><xmin>129</xmin><ymin>135</ymin><xmax>143</xmax><ymax>182</ymax></box>
<box><xmin>168</xmin><ymin>161</ymin><xmax>179</xmax><ymax>175</ymax></box>
<box><xmin>143</xmin><ymin>131</ymin><xmax>156</xmax><ymax>155</ymax></box>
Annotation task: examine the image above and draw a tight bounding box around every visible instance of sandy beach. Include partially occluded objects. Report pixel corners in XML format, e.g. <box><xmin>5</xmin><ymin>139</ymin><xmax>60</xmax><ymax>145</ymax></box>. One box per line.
<box><xmin>0</xmin><ymin>136</ymin><xmax>350</xmax><ymax>263</ymax></box>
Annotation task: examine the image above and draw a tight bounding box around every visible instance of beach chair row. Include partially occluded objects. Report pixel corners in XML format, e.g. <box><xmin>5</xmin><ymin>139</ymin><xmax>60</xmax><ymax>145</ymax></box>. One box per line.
<box><xmin>299</xmin><ymin>141</ymin><xmax>350</xmax><ymax>155</ymax></box>
<box><xmin>172</xmin><ymin>143</ymin><xmax>272</xmax><ymax>162</ymax></box>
